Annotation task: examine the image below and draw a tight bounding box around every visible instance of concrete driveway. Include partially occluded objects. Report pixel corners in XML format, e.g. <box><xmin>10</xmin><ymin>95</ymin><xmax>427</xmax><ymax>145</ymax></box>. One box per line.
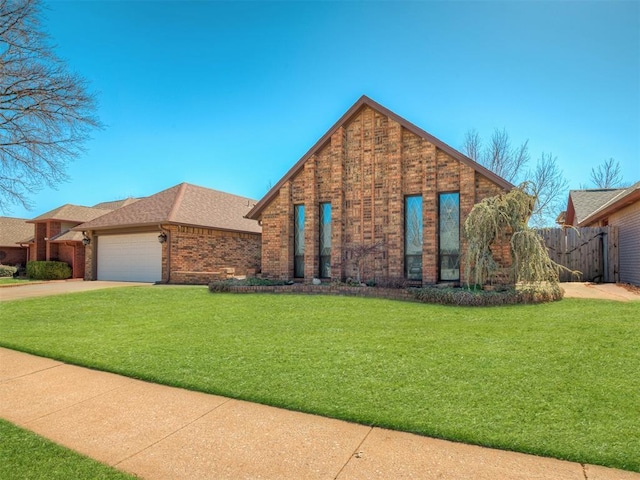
<box><xmin>561</xmin><ymin>282</ymin><xmax>640</xmax><ymax>302</ymax></box>
<box><xmin>0</xmin><ymin>280</ymin><xmax>152</xmax><ymax>302</ymax></box>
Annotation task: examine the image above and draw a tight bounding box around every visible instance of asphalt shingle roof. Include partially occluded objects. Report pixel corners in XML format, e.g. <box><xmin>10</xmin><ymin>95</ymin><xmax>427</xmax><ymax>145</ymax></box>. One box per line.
<box><xmin>76</xmin><ymin>183</ymin><xmax>261</xmax><ymax>234</ymax></box>
<box><xmin>0</xmin><ymin>217</ymin><xmax>32</xmax><ymax>247</ymax></box>
<box><xmin>29</xmin><ymin>204</ymin><xmax>113</xmax><ymax>223</ymax></box>
<box><xmin>93</xmin><ymin>198</ymin><xmax>141</xmax><ymax>210</ymax></box>
<box><xmin>579</xmin><ymin>180</ymin><xmax>640</xmax><ymax>225</ymax></box>
<box><xmin>569</xmin><ymin>189</ymin><xmax>624</xmax><ymax>225</ymax></box>
<box><xmin>49</xmin><ymin>230</ymin><xmax>85</xmax><ymax>243</ymax></box>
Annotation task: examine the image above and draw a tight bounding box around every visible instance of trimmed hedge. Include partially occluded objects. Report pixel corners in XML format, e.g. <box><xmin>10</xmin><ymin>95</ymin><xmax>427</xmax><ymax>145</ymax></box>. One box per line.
<box><xmin>0</xmin><ymin>265</ymin><xmax>18</xmax><ymax>278</ymax></box>
<box><xmin>26</xmin><ymin>261</ymin><xmax>72</xmax><ymax>280</ymax></box>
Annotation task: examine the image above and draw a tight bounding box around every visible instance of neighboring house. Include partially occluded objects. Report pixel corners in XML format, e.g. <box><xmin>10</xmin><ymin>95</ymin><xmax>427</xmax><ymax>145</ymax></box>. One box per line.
<box><xmin>561</xmin><ymin>181</ymin><xmax>640</xmax><ymax>286</ymax></box>
<box><xmin>562</xmin><ymin>188</ymin><xmax>626</xmax><ymax>227</ymax></box>
<box><xmin>246</xmin><ymin>95</ymin><xmax>513</xmax><ymax>285</ymax></box>
<box><xmin>0</xmin><ymin>217</ymin><xmax>32</xmax><ymax>267</ymax></box>
<box><xmin>76</xmin><ymin>182</ymin><xmax>261</xmax><ymax>284</ymax></box>
<box><xmin>25</xmin><ymin>202</ymin><xmax>136</xmax><ymax>278</ymax></box>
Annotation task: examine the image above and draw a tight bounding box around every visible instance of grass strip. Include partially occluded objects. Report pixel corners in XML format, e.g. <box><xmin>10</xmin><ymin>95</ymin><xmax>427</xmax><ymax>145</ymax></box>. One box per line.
<box><xmin>0</xmin><ymin>419</ymin><xmax>135</xmax><ymax>479</ymax></box>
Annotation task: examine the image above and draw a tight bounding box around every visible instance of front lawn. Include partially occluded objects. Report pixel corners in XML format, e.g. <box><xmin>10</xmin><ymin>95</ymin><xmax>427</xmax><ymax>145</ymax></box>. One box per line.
<box><xmin>0</xmin><ymin>286</ymin><xmax>638</xmax><ymax>472</ymax></box>
<box><xmin>0</xmin><ymin>419</ymin><xmax>135</xmax><ymax>479</ymax></box>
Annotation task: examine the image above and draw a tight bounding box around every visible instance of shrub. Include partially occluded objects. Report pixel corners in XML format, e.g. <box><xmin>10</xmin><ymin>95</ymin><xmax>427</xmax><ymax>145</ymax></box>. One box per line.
<box><xmin>208</xmin><ymin>277</ymin><xmax>287</xmax><ymax>292</ymax></box>
<box><xmin>0</xmin><ymin>264</ymin><xmax>18</xmax><ymax>278</ymax></box>
<box><xmin>26</xmin><ymin>261</ymin><xmax>72</xmax><ymax>280</ymax></box>
<box><xmin>372</xmin><ymin>277</ymin><xmax>410</xmax><ymax>289</ymax></box>
<box><xmin>412</xmin><ymin>283</ymin><xmax>563</xmax><ymax>306</ymax></box>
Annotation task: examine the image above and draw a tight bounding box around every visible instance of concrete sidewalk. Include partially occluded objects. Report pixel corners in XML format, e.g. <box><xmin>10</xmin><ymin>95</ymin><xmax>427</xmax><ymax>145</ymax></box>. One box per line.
<box><xmin>1</xmin><ymin>348</ymin><xmax>637</xmax><ymax>479</ymax></box>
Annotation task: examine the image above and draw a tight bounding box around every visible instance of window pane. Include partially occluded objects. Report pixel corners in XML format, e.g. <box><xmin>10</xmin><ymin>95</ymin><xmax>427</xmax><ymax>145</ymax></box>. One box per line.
<box><xmin>319</xmin><ymin>203</ymin><xmax>331</xmax><ymax>278</ymax></box>
<box><xmin>405</xmin><ymin>195</ymin><xmax>422</xmax><ymax>280</ymax></box>
<box><xmin>294</xmin><ymin>205</ymin><xmax>305</xmax><ymax>278</ymax></box>
<box><xmin>439</xmin><ymin>193</ymin><xmax>460</xmax><ymax>281</ymax></box>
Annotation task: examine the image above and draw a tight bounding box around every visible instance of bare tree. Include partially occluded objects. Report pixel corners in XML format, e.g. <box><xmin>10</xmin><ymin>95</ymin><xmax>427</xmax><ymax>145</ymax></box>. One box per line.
<box><xmin>484</xmin><ymin>129</ymin><xmax>529</xmax><ymax>183</ymax></box>
<box><xmin>0</xmin><ymin>0</ymin><xmax>101</xmax><ymax>212</ymax></box>
<box><xmin>589</xmin><ymin>158</ymin><xmax>625</xmax><ymax>188</ymax></box>
<box><xmin>462</xmin><ymin>128</ymin><xmax>529</xmax><ymax>184</ymax></box>
<box><xmin>527</xmin><ymin>153</ymin><xmax>569</xmax><ymax>228</ymax></box>
<box><xmin>462</xmin><ymin>128</ymin><xmax>482</xmax><ymax>163</ymax></box>
<box><xmin>462</xmin><ymin>128</ymin><xmax>568</xmax><ymax>227</ymax></box>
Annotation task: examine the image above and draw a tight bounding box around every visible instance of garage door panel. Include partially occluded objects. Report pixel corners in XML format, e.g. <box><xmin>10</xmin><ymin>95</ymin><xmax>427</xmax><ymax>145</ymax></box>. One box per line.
<box><xmin>97</xmin><ymin>233</ymin><xmax>162</xmax><ymax>282</ymax></box>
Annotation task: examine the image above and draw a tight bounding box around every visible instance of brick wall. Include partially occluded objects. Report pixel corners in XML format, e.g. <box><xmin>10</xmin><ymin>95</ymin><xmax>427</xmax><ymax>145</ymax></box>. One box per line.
<box><xmin>58</xmin><ymin>243</ymin><xmax>74</xmax><ymax>273</ymax></box>
<box><xmin>75</xmin><ymin>243</ymin><xmax>86</xmax><ymax>279</ymax></box>
<box><xmin>34</xmin><ymin>223</ymin><xmax>46</xmax><ymax>261</ymax></box>
<box><xmin>46</xmin><ymin>221</ymin><xmax>61</xmax><ymax>261</ymax></box>
<box><xmin>258</xmin><ymin>106</ymin><xmax>511</xmax><ymax>285</ymax></box>
<box><xmin>260</xmin><ymin>196</ymin><xmax>284</xmax><ymax>279</ymax></box>
<box><xmin>166</xmin><ymin>225</ymin><xmax>261</xmax><ymax>284</ymax></box>
<box><xmin>0</xmin><ymin>247</ymin><xmax>27</xmax><ymax>266</ymax></box>
<box><xmin>56</xmin><ymin>242</ymin><xmax>85</xmax><ymax>279</ymax></box>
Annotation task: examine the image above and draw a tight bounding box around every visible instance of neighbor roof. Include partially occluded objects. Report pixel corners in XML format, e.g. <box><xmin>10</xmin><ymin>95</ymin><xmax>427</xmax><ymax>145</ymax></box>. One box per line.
<box><xmin>28</xmin><ymin>204</ymin><xmax>113</xmax><ymax>224</ymax></box>
<box><xmin>565</xmin><ymin>188</ymin><xmax>626</xmax><ymax>226</ymax></box>
<box><xmin>75</xmin><ymin>183</ymin><xmax>261</xmax><ymax>234</ymax></box>
<box><xmin>49</xmin><ymin>230</ymin><xmax>85</xmax><ymax>243</ymax></box>
<box><xmin>0</xmin><ymin>217</ymin><xmax>33</xmax><ymax>247</ymax></box>
<box><xmin>93</xmin><ymin>198</ymin><xmax>141</xmax><ymax>210</ymax></box>
<box><xmin>246</xmin><ymin>95</ymin><xmax>514</xmax><ymax>220</ymax></box>
<box><xmin>579</xmin><ymin>180</ymin><xmax>640</xmax><ymax>226</ymax></box>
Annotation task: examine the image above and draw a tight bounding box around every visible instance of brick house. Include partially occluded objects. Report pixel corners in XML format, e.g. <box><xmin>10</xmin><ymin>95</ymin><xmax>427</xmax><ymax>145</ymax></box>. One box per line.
<box><xmin>76</xmin><ymin>183</ymin><xmax>261</xmax><ymax>284</ymax></box>
<box><xmin>0</xmin><ymin>217</ymin><xmax>32</xmax><ymax>267</ymax></box>
<box><xmin>561</xmin><ymin>181</ymin><xmax>640</xmax><ymax>286</ymax></box>
<box><xmin>24</xmin><ymin>201</ymin><xmax>136</xmax><ymax>278</ymax></box>
<box><xmin>246</xmin><ymin>96</ymin><xmax>513</xmax><ymax>285</ymax></box>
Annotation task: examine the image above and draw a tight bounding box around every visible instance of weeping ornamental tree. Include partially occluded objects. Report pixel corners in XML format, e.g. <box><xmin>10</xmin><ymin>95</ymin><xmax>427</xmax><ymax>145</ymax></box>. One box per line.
<box><xmin>464</xmin><ymin>184</ymin><xmax>569</xmax><ymax>287</ymax></box>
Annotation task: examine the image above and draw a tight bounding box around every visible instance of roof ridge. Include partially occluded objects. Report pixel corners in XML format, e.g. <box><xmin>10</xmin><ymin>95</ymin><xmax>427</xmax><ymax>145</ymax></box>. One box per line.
<box><xmin>167</xmin><ymin>182</ymin><xmax>188</xmax><ymax>222</ymax></box>
<box><xmin>571</xmin><ymin>187</ymin><xmax>622</xmax><ymax>193</ymax></box>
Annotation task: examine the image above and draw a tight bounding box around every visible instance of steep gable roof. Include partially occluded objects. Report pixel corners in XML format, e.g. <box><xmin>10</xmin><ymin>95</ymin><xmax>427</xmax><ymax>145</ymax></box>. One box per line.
<box><xmin>28</xmin><ymin>204</ymin><xmax>113</xmax><ymax>223</ymax></box>
<box><xmin>579</xmin><ymin>180</ymin><xmax>640</xmax><ymax>226</ymax></box>
<box><xmin>0</xmin><ymin>217</ymin><xmax>32</xmax><ymax>247</ymax></box>
<box><xmin>246</xmin><ymin>95</ymin><xmax>514</xmax><ymax>220</ymax></box>
<box><xmin>565</xmin><ymin>188</ymin><xmax>625</xmax><ymax>226</ymax></box>
<box><xmin>75</xmin><ymin>183</ymin><xmax>261</xmax><ymax>234</ymax></box>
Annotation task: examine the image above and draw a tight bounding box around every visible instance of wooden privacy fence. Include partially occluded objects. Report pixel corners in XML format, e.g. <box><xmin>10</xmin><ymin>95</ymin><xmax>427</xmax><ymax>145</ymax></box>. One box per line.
<box><xmin>537</xmin><ymin>226</ymin><xmax>619</xmax><ymax>283</ymax></box>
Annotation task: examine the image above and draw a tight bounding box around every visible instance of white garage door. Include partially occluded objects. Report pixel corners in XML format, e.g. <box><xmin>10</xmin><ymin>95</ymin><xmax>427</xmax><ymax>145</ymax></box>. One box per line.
<box><xmin>97</xmin><ymin>233</ymin><xmax>162</xmax><ymax>282</ymax></box>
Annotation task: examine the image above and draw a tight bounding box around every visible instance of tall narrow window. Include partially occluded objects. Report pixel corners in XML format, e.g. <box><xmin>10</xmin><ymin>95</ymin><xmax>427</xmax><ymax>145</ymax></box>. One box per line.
<box><xmin>319</xmin><ymin>202</ymin><xmax>331</xmax><ymax>278</ymax></box>
<box><xmin>405</xmin><ymin>195</ymin><xmax>423</xmax><ymax>280</ymax></box>
<box><xmin>294</xmin><ymin>204</ymin><xmax>305</xmax><ymax>278</ymax></box>
<box><xmin>439</xmin><ymin>192</ymin><xmax>460</xmax><ymax>281</ymax></box>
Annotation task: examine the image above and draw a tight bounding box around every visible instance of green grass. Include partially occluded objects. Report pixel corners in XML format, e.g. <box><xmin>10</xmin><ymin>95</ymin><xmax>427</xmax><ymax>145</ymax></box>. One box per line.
<box><xmin>0</xmin><ymin>419</ymin><xmax>135</xmax><ymax>479</ymax></box>
<box><xmin>0</xmin><ymin>278</ymin><xmax>35</xmax><ymax>285</ymax></box>
<box><xmin>1</xmin><ymin>286</ymin><xmax>638</xmax><ymax>472</ymax></box>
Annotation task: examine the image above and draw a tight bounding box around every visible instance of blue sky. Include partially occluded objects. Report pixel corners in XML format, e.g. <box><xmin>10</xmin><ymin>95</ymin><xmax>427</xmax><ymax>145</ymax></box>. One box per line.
<box><xmin>9</xmin><ymin>0</ymin><xmax>640</xmax><ymax>219</ymax></box>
